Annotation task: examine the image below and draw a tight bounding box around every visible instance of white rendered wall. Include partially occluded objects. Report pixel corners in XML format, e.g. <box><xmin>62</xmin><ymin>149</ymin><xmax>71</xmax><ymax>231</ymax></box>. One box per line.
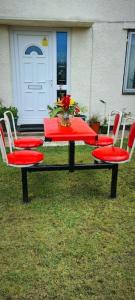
<box><xmin>0</xmin><ymin>0</ymin><xmax>135</xmax><ymax>23</ymax></box>
<box><xmin>70</xmin><ymin>28</ymin><xmax>92</xmax><ymax>115</ymax></box>
<box><xmin>90</xmin><ymin>23</ymin><xmax>135</xmax><ymax>119</ymax></box>
<box><xmin>91</xmin><ymin>23</ymin><xmax>125</xmax><ymax>118</ymax></box>
<box><xmin>0</xmin><ymin>26</ymin><xmax>12</xmax><ymax>106</ymax></box>
<box><xmin>71</xmin><ymin>23</ymin><xmax>135</xmax><ymax>119</ymax></box>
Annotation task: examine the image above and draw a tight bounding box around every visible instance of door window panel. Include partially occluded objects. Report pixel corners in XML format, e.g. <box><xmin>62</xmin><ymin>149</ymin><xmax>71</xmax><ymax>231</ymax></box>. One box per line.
<box><xmin>57</xmin><ymin>89</ymin><xmax>66</xmax><ymax>99</ymax></box>
<box><xmin>57</xmin><ymin>32</ymin><xmax>67</xmax><ymax>85</ymax></box>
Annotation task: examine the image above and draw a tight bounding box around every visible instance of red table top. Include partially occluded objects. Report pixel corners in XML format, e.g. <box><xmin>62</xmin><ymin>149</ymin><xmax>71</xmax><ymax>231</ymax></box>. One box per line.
<box><xmin>44</xmin><ymin>117</ymin><xmax>97</xmax><ymax>142</ymax></box>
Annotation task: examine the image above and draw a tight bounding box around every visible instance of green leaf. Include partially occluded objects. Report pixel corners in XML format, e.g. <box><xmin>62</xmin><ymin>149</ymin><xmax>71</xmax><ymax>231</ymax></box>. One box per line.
<box><xmin>50</xmin><ymin>107</ymin><xmax>63</xmax><ymax>117</ymax></box>
<box><xmin>47</xmin><ymin>105</ymin><xmax>53</xmax><ymax>111</ymax></box>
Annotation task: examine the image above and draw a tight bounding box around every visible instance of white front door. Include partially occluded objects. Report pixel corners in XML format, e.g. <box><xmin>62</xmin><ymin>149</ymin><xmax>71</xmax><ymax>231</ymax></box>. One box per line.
<box><xmin>13</xmin><ymin>32</ymin><xmax>53</xmax><ymax>124</ymax></box>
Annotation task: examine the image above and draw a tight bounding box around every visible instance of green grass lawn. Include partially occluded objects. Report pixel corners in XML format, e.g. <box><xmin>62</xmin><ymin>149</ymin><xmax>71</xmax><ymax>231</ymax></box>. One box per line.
<box><xmin>0</xmin><ymin>145</ymin><xmax>135</xmax><ymax>300</ymax></box>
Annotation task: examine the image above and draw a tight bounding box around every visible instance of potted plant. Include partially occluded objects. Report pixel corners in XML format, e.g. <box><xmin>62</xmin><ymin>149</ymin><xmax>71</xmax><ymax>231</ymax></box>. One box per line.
<box><xmin>0</xmin><ymin>102</ymin><xmax>7</xmax><ymax>130</ymax></box>
<box><xmin>0</xmin><ymin>102</ymin><xmax>18</xmax><ymax>130</ymax></box>
<box><xmin>47</xmin><ymin>95</ymin><xmax>82</xmax><ymax>126</ymax></box>
<box><xmin>0</xmin><ymin>106</ymin><xmax>5</xmax><ymax>119</ymax></box>
<box><xmin>88</xmin><ymin>114</ymin><xmax>101</xmax><ymax>133</ymax></box>
<box><xmin>100</xmin><ymin>117</ymin><xmax>108</xmax><ymax>134</ymax></box>
<box><xmin>8</xmin><ymin>106</ymin><xmax>18</xmax><ymax>129</ymax></box>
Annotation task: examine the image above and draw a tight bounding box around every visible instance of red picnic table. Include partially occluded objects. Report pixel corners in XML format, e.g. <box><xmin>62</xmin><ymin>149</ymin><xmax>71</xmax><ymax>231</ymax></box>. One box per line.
<box><xmin>44</xmin><ymin>117</ymin><xmax>97</xmax><ymax>141</ymax></box>
<box><xmin>21</xmin><ymin>117</ymin><xmax>118</xmax><ymax>203</ymax></box>
<box><xmin>44</xmin><ymin>117</ymin><xmax>97</xmax><ymax>170</ymax></box>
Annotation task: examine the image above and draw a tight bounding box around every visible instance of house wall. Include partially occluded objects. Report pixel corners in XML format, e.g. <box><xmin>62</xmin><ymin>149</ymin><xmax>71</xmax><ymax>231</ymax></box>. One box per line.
<box><xmin>71</xmin><ymin>28</ymin><xmax>92</xmax><ymax>114</ymax></box>
<box><xmin>90</xmin><ymin>23</ymin><xmax>132</xmax><ymax>118</ymax></box>
<box><xmin>0</xmin><ymin>0</ymin><xmax>135</xmax><ymax>22</ymax></box>
<box><xmin>0</xmin><ymin>25</ymin><xmax>12</xmax><ymax>106</ymax></box>
<box><xmin>0</xmin><ymin>0</ymin><xmax>135</xmax><ymax>119</ymax></box>
<box><xmin>71</xmin><ymin>20</ymin><xmax>135</xmax><ymax>118</ymax></box>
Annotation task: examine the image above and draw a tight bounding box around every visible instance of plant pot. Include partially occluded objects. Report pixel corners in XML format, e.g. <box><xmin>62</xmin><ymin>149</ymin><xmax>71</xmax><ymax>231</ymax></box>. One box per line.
<box><xmin>100</xmin><ymin>124</ymin><xmax>108</xmax><ymax>134</ymax></box>
<box><xmin>89</xmin><ymin>122</ymin><xmax>100</xmax><ymax>133</ymax></box>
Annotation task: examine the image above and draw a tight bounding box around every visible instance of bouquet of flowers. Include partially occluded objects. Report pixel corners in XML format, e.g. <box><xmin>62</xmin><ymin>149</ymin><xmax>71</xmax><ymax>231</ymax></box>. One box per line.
<box><xmin>47</xmin><ymin>95</ymin><xmax>80</xmax><ymax>118</ymax></box>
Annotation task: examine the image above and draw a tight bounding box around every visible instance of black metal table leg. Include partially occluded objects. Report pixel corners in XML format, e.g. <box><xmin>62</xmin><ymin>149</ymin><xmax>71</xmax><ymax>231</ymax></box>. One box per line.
<box><xmin>111</xmin><ymin>164</ymin><xmax>118</xmax><ymax>198</ymax></box>
<box><xmin>69</xmin><ymin>141</ymin><xmax>75</xmax><ymax>172</ymax></box>
<box><xmin>21</xmin><ymin>168</ymin><xmax>29</xmax><ymax>203</ymax></box>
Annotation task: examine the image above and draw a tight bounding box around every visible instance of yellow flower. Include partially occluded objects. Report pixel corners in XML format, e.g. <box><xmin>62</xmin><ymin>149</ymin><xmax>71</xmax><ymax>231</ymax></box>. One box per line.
<box><xmin>70</xmin><ymin>98</ymin><xmax>75</xmax><ymax>105</ymax></box>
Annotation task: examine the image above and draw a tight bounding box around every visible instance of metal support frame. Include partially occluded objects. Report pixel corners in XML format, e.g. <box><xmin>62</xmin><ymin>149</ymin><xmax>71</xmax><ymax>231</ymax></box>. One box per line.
<box><xmin>20</xmin><ymin>140</ymin><xmax>119</xmax><ymax>203</ymax></box>
<box><xmin>21</xmin><ymin>168</ymin><xmax>29</xmax><ymax>203</ymax></box>
<box><xmin>111</xmin><ymin>164</ymin><xmax>118</xmax><ymax>198</ymax></box>
<box><xmin>69</xmin><ymin>141</ymin><xmax>75</xmax><ymax>172</ymax></box>
<box><xmin>21</xmin><ymin>162</ymin><xmax>118</xmax><ymax>203</ymax></box>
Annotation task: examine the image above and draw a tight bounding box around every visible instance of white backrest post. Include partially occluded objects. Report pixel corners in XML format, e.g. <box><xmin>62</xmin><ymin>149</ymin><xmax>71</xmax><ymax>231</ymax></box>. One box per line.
<box><xmin>4</xmin><ymin>115</ymin><xmax>14</xmax><ymax>152</ymax></box>
<box><xmin>4</xmin><ymin>111</ymin><xmax>17</xmax><ymax>151</ymax></box>
<box><xmin>0</xmin><ymin>119</ymin><xmax>8</xmax><ymax>164</ymax></box>
<box><xmin>0</xmin><ymin>133</ymin><xmax>8</xmax><ymax>163</ymax></box>
<box><xmin>121</xmin><ymin>117</ymin><xmax>135</xmax><ymax>150</ymax></box>
<box><xmin>107</xmin><ymin>112</ymin><xmax>111</xmax><ymax>135</ymax></box>
<box><xmin>4</xmin><ymin>111</ymin><xmax>17</xmax><ymax>139</ymax></box>
<box><xmin>11</xmin><ymin>112</ymin><xmax>17</xmax><ymax>139</ymax></box>
<box><xmin>129</xmin><ymin>138</ymin><xmax>135</xmax><ymax>161</ymax></box>
<box><xmin>107</xmin><ymin>110</ymin><xmax>122</xmax><ymax>144</ymax></box>
<box><xmin>113</xmin><ymin>111</ymin><xmax>122</xmax><ymax>145</ymax></box>
<box><xmin>120</xmin><ymin>119</ymin><xmax>126</xmax><ymax>148</ymax></box>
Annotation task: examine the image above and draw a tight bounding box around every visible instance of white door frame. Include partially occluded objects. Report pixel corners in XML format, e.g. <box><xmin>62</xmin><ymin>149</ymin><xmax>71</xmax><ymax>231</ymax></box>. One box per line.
<box><xmin>10</xmin><ymin>28</ymin><xmax>71</xmax><ymax>125</ymax></box>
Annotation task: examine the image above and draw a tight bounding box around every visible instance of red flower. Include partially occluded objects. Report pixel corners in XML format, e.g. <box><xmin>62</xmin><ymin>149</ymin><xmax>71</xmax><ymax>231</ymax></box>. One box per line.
<box><xmin>61</xmin><ymin>95</ymin><xmax>71</xmax><ymax>111</ymax></box>
<box><xmin>75</xmin><ymin>106</ymin><xmax>80</xmax><ymax>114</ymax></box>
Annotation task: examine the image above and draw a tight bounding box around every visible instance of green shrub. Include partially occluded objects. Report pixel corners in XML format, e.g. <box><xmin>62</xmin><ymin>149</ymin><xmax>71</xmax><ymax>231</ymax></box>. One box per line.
<box><xmin>8</xmin><ymin>106</ymin><xmax>18</xmax><ymax>118</ymax></box>
<box><xmin>0</xmin><ymin>104</ymin><xmax>18</xmax><ymax>119</ymax></box>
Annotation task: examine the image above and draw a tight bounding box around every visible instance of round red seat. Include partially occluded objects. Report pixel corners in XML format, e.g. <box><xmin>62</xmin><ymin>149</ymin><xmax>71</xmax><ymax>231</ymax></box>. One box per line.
<box><xmin>14</xmin><ymin>137</ymin><xmax>43</xmax><ymax>149</ymax></box>
<box><xmin>7</xmin><ymin>150</ymin><xmax>44</xmax><ymax>166</ymax></box>
<box><xmin>85</xmin><ymin>135</ymin><xmax>114</xmax><ymax>147</ymax></box>
<box><xmin>92</xmin><ymin>146</ymin><xmax>129</xmax><ymax>163</ymax></box>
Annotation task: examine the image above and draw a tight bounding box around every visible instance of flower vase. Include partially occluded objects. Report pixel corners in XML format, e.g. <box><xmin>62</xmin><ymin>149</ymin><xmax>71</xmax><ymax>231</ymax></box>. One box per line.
<box><xmin>60</xmin><ymin>113</ymin><xmax>71</xmax><ymax>127</ymax></box>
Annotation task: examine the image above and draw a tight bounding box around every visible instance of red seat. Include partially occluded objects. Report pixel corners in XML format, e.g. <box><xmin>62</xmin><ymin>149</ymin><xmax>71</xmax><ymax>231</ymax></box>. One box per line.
<box><xmin>92</xmin><ymin>121</ymin><xmax>135</xmax><ymax>164</ymax></box>
<box><xmin>85</xmin><ymin>135</ymin><xmax>113</xmax><ymax>147</ymax></box>
<box><xmin>92</xmin><ymin>146</ymin><xmax>129</xmax><ymax>162</ymax></box>
<box><xmin>0</xmin><ymin>121</ymin><xmax>44</xmax><ymax>167</ymax></box>
<box><xmin>7</xmin><ymin>150</ymin><xmax>44</xmax><ymax>166</ymax></box>
<box><xmin>14</xmin><ymin>137</ymin><xmax>43</xmax><ymax>148</ymax></box>
<box><xmin>85</xmin><ymin>110</ymin><xmax>122</xmax><ymax>147</ymax></box>
<box><xmin>0</xmin><ymin>119</ymin><xmax>44</xmax><ymax>202</ymax></box>
<box><xmin>4</xmin><ymin>111</ymin><xmax>44</xmax><ymax>149</ymax></box>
